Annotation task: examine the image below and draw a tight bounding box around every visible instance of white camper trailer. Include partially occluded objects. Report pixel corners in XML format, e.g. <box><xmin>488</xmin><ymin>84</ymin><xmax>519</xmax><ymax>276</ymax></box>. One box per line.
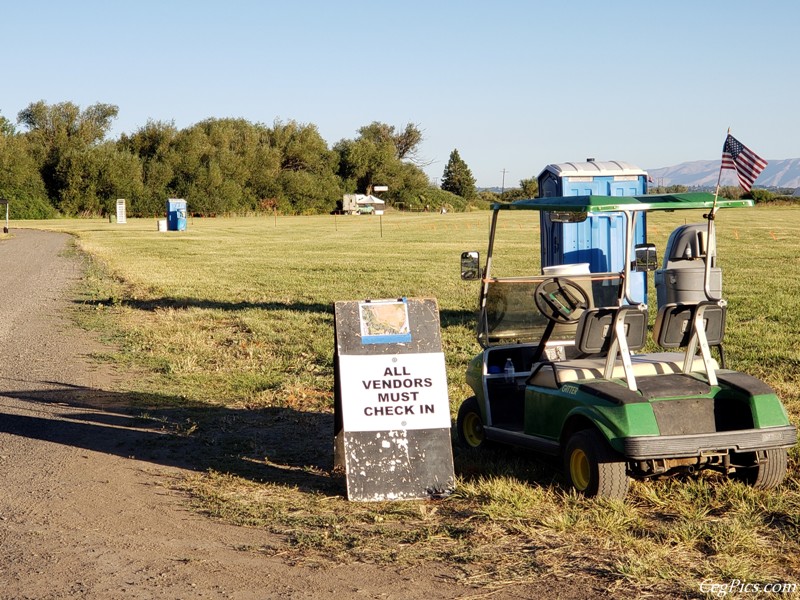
<box><xmin>342</xmin><ymin>194</ymin><xmax>385</xmax><ymax>215</ymax></box>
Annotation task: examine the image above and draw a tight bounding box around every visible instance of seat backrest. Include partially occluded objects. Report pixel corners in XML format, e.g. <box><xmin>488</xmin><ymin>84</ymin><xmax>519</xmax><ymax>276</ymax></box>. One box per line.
<box><xmin>654</xmin><ymin>301</ymin><xmax>727</xmax><ymax>348</ymax></box>
<box><xmin>575</xmin><ymin>305</ymin><xmax>647</xmax><ymax>355</ymax></box>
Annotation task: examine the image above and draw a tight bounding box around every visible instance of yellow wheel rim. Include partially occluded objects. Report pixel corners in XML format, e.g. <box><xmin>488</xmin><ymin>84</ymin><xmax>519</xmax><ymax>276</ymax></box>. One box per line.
<box><xmin>462</xmin><ymin>412</ymin><xmax>484</xmax><ymax>447</ymax></box>
<box><xmin>570</xmin><ymin>448</ymin><xmax>591</xmax><ymax>491</ymax></box>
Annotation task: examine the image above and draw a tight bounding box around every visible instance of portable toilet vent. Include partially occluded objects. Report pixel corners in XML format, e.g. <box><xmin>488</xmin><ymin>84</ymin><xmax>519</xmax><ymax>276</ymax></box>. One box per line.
<box><xmin>537</xmin><ymin>160</ymin><xmax>649</xmax><ymax>302</ymax></box>
<box><xmin>655</xmin><ymin>223</ymin><xmax>722</xmax><ymax>308</ymax></box>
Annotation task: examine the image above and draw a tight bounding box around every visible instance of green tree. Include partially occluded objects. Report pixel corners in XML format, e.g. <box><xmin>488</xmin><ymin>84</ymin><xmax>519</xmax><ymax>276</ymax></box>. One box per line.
<box><xmin>168</xmin><ymin>120</ymin><xmax>250</xmax><ymax>215</ymax></box>
<box><xmin>0</xmin><ymin>112</ymin><xmax>14</xmax><ymax>135</ymax></box>
<box><xmin>17</xmin><ymin>100</ymin><xmax>119</xmax><ymax>211</ymax></box>
<box><xmin>266</xmin><ymin>119</ymin><xmax>341</xmax><ymax>213</ymax></box>
<box><xmin>666</xmin><ymin>184</ymin><xmax>688</xmax><ymax>193</ymax></box>
<box><xmin>355</xmin><ymin>122</ymin><xmax>424</xmax><ymax>162</ymax></box>
<box><xmin>441</xmin><ymin>149</ymin><xmax>476</xmax><ymax>199</ymax></box>
<box><xmin>161</xmin><ymin>118</ymin><xmax>340</xmax><ymax>215</ymax></box>
<box><xmin>500</xmin><ymin>177</ymin><xmax>539</xmax><ymax>201</ymax></box>
<box><xmin>745</xmin><ymin>188</ymin><xmax>774</xmax><ymax>203</ymax></box>
<box><xmin>119</xmin><ymin>120</ymin><xmax>179</xmax><ymax>216</ymax></box>
<box><xmin>719</xmin><ymin>185</ymin><xmax>743</xmax><ymax>200</ymax></box>
<box><xmin>55</xmin><ymin>144</ymin><xmax>144</xmax><ymax>216</ymax></box>
<box><xmin>0</xmin><ymin>131</ymin><xmax>52</xmax><ymax>218</ymax></box>
<box><xmin>384</xmin><ymin>161</ymin><xmax>433</xmax><ymax>208</ymax></box>
<box><xmin>8</xmin><ymin>100</ymin><xmax>450</xmax><ymax>217</ymax></box>
<box><xmin>519</xmin><ymin>177</ymin><xmax>538</xmax><ymax>198</ymax></box>
<box><xmin>119</xmin><ymin>119</ymin><xmax>177</xmax><ymax>160</ymax></box>
<box><xmin>335</xmin><ymin>122</ymin><xmax>427</xmax><ymax>198</ymax></box>
<box><xmin>335</xmin><ymin>135</ymin><xmax>390</xmax><ymax>193</ymax></box>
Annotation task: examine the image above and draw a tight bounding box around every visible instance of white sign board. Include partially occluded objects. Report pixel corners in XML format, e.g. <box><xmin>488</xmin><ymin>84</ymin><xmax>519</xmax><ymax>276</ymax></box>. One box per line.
<box><xmin>116</xmin><ymin>199</ymin><xmax>127</xmax><ymax>224</ymax></box>
<box><xmin>338</xmin><ymin>353</ymin><xmax>450</xmax><ymax>432</ymax></box>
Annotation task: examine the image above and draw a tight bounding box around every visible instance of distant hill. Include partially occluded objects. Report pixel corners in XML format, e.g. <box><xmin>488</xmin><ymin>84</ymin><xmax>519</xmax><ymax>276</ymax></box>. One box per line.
<box><xmin>479</xmin><ymin>159</ymin><xmax>800</xmax><ymax>193</ymax></box>
<box><xmin>647</xmin><ymin>158</ymin><xmax>800</xmax><ymax>190</ymax></box>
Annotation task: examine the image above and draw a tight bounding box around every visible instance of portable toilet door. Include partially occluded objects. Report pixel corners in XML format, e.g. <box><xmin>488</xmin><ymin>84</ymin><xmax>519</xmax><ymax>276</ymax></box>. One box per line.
<box><xmin>537</xmin><ymin>160</ymin><xmax>649</xmax><ymax>303</ymax></box>
<box><xmin>166</xmin><ymin>198</ymin><xmax>188</xmax><ymax>231</ymax></box>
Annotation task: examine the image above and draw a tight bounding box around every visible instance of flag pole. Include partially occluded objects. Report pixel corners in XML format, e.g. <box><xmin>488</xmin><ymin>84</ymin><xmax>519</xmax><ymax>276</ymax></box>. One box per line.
<box><xmin>711</xmin><ymin>127</ymin><xmax>730</xmax><ymax>217</ymax></box>
<box><xmin>704</xmin><ymin>128</ymin><xmax>729</xmax><ymax>301</ymax></box>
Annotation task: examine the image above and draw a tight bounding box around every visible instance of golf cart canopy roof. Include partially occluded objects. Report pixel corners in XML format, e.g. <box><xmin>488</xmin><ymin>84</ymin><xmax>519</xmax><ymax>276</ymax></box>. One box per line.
<box><xmin>492</xmin><ymin>192</ymin><xmax>754</xmax><ymax>213</ymax></box>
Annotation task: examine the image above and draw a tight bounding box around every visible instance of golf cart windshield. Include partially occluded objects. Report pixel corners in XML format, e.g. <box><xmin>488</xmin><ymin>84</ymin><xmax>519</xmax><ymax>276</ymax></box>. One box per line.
<box><xmin>479</xmin><ymin>274</ymin><xmax>623</xmax><ymax>346</ymax></box>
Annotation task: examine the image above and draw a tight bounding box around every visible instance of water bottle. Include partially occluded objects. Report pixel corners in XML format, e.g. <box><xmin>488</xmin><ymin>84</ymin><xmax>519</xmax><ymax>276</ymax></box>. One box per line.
<box><xmin>504</xmin><ymin>358</ymin><xmax>515</xmax><ymax>383</ymax></box>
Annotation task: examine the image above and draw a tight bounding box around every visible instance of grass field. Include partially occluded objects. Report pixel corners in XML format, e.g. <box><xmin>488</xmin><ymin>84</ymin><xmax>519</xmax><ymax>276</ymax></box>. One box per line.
<box><xmin>16</xmin><ymin>207</ymin><xmax>800</xmax><ymax>596</ymax></box>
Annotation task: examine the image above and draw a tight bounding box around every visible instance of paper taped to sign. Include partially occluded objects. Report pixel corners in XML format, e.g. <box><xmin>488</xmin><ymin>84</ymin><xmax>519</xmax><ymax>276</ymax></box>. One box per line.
<box><xmin>358</xmin><ymin>299</ymin><xmax>412</xmax><ymax>344</ymax></box>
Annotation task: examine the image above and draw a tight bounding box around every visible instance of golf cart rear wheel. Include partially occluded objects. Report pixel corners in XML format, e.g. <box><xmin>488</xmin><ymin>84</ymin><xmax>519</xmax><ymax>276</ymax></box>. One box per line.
<box><xmin>564</xmin><ymin>429</ymin><xmax>629</xmax><ymax>499</ymax></box>
<box><xmin>457</xmin><ymin>397</ymin><xmax>486</xmax><ymax>449</ymax></box>
<box><xmin>731</xmin><ymin>448</ymin><xmax>788</xmax><ymax>489</ymax></box>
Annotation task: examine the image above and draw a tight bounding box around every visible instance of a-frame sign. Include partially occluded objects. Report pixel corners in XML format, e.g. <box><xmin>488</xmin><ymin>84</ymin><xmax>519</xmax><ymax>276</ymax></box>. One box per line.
<box><xmin>334</xmin><ymin>298</ymin><xmax>455</xmax><ymax>501</ymax></box>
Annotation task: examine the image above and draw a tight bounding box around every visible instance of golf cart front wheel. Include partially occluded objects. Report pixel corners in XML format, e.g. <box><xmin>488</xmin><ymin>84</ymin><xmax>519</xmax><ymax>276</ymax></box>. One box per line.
<box><xmin>564</xmin><ymin>429</ymin><xmax>629</xmax><ymax>499</ymax></box>
<box><xmin>457</xmin><ymin>397</ymin><xmax>486</xmax><ymax>449</ymax></box>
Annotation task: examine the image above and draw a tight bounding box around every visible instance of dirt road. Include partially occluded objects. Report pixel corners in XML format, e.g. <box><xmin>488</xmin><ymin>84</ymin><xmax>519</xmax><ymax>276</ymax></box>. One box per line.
<box><xmin>0</xmin><ymin>230</ymin><xmax>616</xmax><ymax>599</ymax></box>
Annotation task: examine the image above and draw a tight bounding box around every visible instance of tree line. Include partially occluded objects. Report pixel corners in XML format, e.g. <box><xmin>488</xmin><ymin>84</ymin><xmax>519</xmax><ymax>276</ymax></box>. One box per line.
<box><xmin>2</xmin><ymin>101</ymin><xmax>790</xmax><ymax>221</ymax></box>
<box><xmin>1</xmin><ymin>101</ymin><xmax>518</xmax><ymax>219</ymax></box>
<box><xmin>648</xmin><ymin>184</ymin><xmax>796</xmax><ymax>204</ymax></box>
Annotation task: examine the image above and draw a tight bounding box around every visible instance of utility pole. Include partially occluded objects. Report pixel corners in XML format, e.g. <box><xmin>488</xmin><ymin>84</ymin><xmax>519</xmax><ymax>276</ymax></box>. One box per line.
<box><xmin>501</xmin><ymin>168</ymin><xmax>508</xmax><ymax>195</ymax></box>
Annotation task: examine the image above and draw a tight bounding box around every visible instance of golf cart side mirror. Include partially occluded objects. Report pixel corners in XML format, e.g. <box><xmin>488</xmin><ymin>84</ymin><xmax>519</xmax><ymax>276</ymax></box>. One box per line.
<box><xmin>633</xmin><ymin>244</ymin><xmax>658</xmax><ymax>272</ymax></box>
<box><xmin>461</xmin><ymin>251</ymin><xmax>481</xmax><ymax>280</ymax></box>
<box><xmin>548</xmin><ymin>211</ymin><xmax>588</xmax><ymax>223</ymax></box>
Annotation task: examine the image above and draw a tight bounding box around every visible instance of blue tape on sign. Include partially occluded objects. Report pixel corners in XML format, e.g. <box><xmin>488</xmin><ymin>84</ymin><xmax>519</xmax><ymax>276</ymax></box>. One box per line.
<box><xmin>362</xmin><ymin>332</ymin><xmax>413</xmax><ymax>345</ymax></box>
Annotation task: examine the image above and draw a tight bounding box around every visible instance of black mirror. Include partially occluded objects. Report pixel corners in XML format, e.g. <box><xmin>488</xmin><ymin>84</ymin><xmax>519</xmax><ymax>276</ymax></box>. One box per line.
<box><xmin>548</xmin><ymin>210</ymin><xmax>587</xmax><ymax>223</ymax></box>
<box><xmin>634</xmin><ymin>243</ymin><xmax>658</xmax><ymax>272</ymax></box>
<box><xmin>461</xmin><ymin>251</ymin><xmax>481</xmax><ymax>280</ymax></box>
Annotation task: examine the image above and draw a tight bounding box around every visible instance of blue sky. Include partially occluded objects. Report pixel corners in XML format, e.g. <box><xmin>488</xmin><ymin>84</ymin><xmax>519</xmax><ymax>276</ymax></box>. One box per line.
<box><xmin>2</xmin><ymin>0</ymin><xmax>797</xmax><ymax>188</ymax></box>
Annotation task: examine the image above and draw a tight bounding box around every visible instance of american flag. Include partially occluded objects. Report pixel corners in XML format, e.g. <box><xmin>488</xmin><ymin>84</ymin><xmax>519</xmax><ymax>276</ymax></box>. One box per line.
<box><xmin>721</xmin><ymin>134</ymin><xmax>768</xmax><ymax>192</ymax></box>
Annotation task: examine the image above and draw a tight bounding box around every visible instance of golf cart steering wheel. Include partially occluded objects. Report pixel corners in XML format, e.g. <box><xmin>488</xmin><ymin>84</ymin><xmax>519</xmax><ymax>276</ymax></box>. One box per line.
<box><xmin>534</xmin><ymin>277</ymin><xmax>590</xmax><ymax>325</ymax></box>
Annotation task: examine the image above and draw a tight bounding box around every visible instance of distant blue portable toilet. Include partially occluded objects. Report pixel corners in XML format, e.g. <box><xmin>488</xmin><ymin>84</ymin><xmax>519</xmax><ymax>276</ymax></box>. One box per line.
<box><xmin>166</xmin><ymin>198</ymin><xmax>187</xmax><ymax>231</ymax></box>
<box><xmin>537</xmin><ymin>160</ymin><xmax>649</xmax><ymax>303</ymax></box>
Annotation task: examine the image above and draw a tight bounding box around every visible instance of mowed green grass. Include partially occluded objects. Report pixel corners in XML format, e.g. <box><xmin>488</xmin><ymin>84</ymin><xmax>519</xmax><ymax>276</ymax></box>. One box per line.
<box><xmin>17</xmin><ymin>208</ymin><xmax>800</xmax><ymax>595</ymax></box>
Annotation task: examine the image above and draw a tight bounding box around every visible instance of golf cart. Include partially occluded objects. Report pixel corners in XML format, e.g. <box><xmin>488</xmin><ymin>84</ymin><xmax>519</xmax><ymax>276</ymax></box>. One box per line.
<box><xmin>457</xmin><ymin>192</ymin><xmax>796</xmax><ymax>498</ymax></box>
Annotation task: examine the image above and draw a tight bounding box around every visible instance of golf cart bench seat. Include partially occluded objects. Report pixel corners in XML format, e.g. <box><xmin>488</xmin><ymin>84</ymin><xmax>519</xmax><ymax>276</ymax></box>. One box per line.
<box><xmin>528</xmin><ymin>301</ymin><xmax>724</xmax><ymax>389</ymax></box>
<box><xmin>528</xmin><ymin>352</ymin><xmax>719</xmax><ymax>388</ymax></box>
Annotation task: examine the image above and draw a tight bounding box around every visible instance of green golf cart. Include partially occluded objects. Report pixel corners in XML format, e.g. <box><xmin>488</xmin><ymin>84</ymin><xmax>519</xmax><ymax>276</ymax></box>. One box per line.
<box><xmin>457</xmin><ymin>192</ymin><xmax>796</xmax><ymax>498</ymax></box>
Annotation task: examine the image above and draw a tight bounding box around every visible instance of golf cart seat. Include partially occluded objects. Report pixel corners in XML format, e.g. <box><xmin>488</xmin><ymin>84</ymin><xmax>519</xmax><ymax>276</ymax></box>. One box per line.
<box><xmin>528</xmin><ymin>304</ymin><xmax>720</xmax><ymax>390</ymax></box>
<box><xmin>528</xmin><ymin>353</ymin><xmax>720</xmax><ymax>388</ymax></box>
<box><xmin>652</xmin><ymin>300</ymin><xmax>727</xmax><ymax>386</ymax></box>
<box><xmin>573</xmin><ymin>306</ymin><xmax>648</xmax><ymax>356</ymax></box>
<box><xmin>653</xmin><ymin>301</ymin><xmax>726</xmax><ymax>349</ymax></box>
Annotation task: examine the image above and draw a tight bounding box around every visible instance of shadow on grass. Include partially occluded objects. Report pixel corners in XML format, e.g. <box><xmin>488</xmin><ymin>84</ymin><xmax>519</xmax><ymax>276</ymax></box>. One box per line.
<box><xmin>78</xmin><ymin>297</ymin><xmax>477</xmax><ymax>331</ymax></box>
<box><xmin>0</xmin><ymin>378</ymin><xmax>339</xmax><ymax>494</ymax></box>
<box><xmin>0</xmin><ymin>377</ymin><xmax>567</xmax><ymax>499</ymax></box>
<box><xmin>452</xmin><ymin>442</ymin><xmax>564</xmax><ymax>489</ymax></box>
<box><xmin>88</xmin><ymin>296</ymin><xmax>336</xmax><ymax>315</ymax></box>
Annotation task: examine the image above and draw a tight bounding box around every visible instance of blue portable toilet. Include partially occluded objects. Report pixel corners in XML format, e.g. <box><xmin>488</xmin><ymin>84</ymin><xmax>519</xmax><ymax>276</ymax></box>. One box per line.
<box><xmin>537</xmin><ymin>160</ymin><xmax>649</xmax><ymax>303</ymax></box>
<box><xmin>166</xmin><ymin>198</ymin><xmax>187</xmax><ymax>231</ymax></box>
